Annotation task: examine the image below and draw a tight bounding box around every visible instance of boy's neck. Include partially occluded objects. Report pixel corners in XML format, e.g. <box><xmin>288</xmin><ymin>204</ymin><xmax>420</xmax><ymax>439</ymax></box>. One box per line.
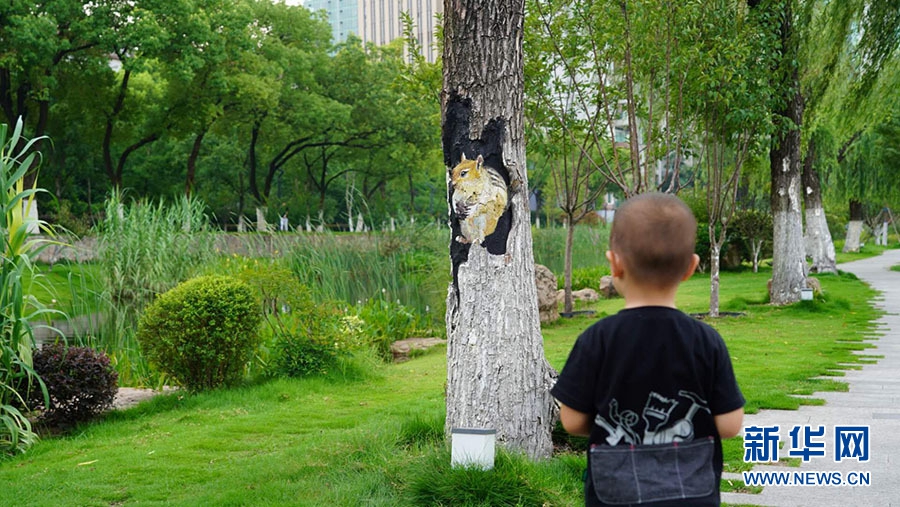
<box><xmin>621</xmin><ymin>284</ymin><xmax>679</xmax><ymax>309</ymax></box>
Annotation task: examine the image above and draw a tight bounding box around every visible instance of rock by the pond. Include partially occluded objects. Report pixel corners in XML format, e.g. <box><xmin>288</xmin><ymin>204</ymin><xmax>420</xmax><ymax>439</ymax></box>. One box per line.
<box><xmin>534</xmin><ymin>264</ymin><xmax>560</xmax><ymax>323</ymax></box>
<box><xmin>556</xmin><ymin>288</ymin><xmax>600</xmax><ymax>303</ymax></box>
<box><xmin>599</xmin><ymin>275</ymin><xmax>619</xmax><ymax>298</ymax></box>
<box><xmin>391</xmin><ymin>337</ymin><xmax>447</xmax><ymax>362</ymax></box>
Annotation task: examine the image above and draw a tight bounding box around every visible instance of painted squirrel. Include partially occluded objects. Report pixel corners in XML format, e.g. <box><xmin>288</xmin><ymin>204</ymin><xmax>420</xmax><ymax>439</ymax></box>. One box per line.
<box><xmin>450</xmin><ymin>154</ymin><xmax>508</xmax><ymax>245</ymax></box>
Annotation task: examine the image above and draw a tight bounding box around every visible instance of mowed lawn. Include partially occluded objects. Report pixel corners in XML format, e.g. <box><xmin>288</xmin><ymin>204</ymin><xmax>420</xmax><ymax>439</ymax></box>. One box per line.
<box><xmin>0</xmin><ymin>266</ymin><xmax>882</xmax><ymax>506</ymax></box>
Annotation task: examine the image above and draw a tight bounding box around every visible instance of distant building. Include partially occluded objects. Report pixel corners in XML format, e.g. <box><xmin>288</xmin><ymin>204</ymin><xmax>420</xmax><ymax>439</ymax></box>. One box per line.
<box><xmin>304</xmin><ymin>0</ymin><xmax>442</xmax><ymax>63</ymax></box>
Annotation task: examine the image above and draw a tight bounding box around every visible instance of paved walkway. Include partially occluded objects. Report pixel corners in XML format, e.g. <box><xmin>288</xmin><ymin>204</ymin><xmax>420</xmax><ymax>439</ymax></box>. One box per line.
<box><xmin>722</xmin><ymin>249</ymin><xmax>900</xmax><ymax>507</ymax></box>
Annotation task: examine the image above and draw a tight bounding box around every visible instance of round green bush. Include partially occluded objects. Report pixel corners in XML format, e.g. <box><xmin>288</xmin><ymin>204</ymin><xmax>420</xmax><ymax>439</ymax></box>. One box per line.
<box><xmin>137</xmin><ymin>275</ymin><xmax>261</xmax><ymax>391</ymax></box>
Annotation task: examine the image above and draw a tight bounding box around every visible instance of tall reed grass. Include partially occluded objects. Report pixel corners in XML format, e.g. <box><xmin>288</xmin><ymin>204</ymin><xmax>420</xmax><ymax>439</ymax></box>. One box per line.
<box><xmin>285</xmin><ymin>224</ymin><xmax>449</xmax><ymax>333</ymax></box>
<box><xmin>282</xmin><ymin>223</ymin><xmax>610</xmax><ymax>333</ymax></box>
<box><xmin>87</xmin><ymin>194</ymin><xmax>215</xmax><ymax>387</ymax></box>
<box><xmin>532</xmin><ymin>224</ymin><xmax>609</xmax><ymax>275</ymax></box>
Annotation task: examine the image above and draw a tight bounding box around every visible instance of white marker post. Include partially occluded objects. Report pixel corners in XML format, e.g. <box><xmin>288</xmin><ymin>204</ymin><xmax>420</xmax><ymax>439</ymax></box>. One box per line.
<box><xmin>451</xmin><ymin>428</ymin><xmax>496</xmax><ymax>470</ymax></box>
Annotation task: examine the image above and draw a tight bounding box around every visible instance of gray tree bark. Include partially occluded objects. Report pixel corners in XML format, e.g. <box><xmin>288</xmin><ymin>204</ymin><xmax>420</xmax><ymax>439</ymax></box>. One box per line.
<box><xmin>801</xmin><ymin>140</ymin><xmax>837</xmax><ymax>274</ymax></box>
<box><xmin>442</xmin><ymin>0</ymin><xmax>556</xmax><ymax>460</ymax></box>
<box><xmin>769</xmin><ymin>87</ymin><xmax>806</xmax><ymax>304</ymax></box>
<box><xmin>709</xmin><ymin>240</ymin><xmax>721</xmax><ymax>318</ymax></box>
<box><xmin>563</xmin><ymin>216</ymin><xmax>575</xmax><ymax>314</ymax></box>
<box><xmin>769</xmin><ymin>3</ymin><xmax>806</xmax><ymax>305</ymax></box>
<box><xmin>255</xmin><ymin>206</ymin><xmax>268</xmax><ymax>232</ymax></box>
<box><xmin>843</xmin><ymin>200</ymin><xmax>864</xmax><ymax>253</ymax></box>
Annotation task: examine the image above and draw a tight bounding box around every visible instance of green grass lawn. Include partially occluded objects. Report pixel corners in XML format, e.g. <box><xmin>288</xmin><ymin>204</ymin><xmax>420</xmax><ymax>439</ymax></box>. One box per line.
<box><xmin>0</xmin><ymin>265</ymin><xmax>883</xmax><ymax>506</ymax></box>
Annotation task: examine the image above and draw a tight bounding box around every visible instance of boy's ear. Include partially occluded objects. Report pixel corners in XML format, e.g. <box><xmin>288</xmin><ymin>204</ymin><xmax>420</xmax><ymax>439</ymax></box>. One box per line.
<box><xmin>682</xmin><ymin>253</ymin><xmax>700</xmax><ymax>281</ymax></box>
<box><xmin>606</xmin><ymin>250</ymin><xmax>624</xmax><ymax>277</ymax></box>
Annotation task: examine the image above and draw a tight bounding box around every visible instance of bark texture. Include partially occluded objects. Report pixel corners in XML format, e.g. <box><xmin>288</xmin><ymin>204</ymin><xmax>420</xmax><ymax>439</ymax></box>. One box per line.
<box><xmin>709</xmin><ymin>241</ymin><xmax>721</xmax><ymax>318</ymax></box>
<box><xmin>801</xmin><ymin>141</ymin><xmax>837</xmax><ymax>274</ymax></box>
<box><xmin>768</xmin><ymin>0</ymin><xmax>806</xmax><ymax>304</ymax></box>
<box><xmin>442</xmin><ymin>0</ymin><xmax>556</xmax><ymax>459</ymax></box>
<box><xmin>769</xmin><ymin>85</ymin><xmax>806</xmax><ymax>304</ymax></box>
<box><xmin>843</xmin><ymin>200</ymin><xmax>864</xmax><ymax>253</ymax></box>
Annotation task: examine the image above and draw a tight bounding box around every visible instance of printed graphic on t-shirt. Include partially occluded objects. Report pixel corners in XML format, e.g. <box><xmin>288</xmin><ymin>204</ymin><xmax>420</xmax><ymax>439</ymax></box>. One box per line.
<box><xmin>593</xmin><ymin>390</ymin><xmax>710</xmax><ymax>445</ymax></box>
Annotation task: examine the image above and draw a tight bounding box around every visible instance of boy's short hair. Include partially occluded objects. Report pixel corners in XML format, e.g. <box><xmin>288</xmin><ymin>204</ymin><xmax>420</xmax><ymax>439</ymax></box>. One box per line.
<box><xmin>609</xmin><ymin>192</ymin><xmax>697</xmax><ymax>288</ymax></box>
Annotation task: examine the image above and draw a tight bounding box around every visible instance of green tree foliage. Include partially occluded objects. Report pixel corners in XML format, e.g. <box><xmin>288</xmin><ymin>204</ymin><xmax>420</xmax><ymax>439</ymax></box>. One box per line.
<box><xmin>1</xmin><ymin>1</ymin><xmax>444</xmax><ymax>229</ymax></box>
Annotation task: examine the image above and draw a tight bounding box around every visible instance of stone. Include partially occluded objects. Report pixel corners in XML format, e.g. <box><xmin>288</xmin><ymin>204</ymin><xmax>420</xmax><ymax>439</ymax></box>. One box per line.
<box><xmin>534</xmin><ymin>264</ymin><xmax>559</xmax><ymax>323</ymax></box>
<box><xmin>599</xmin><ymin>275</ymin><xmax>619</xmax><ymax>298</ymax></box>
<box><xmin>556</xmin><ymin>287</ymin><xmax>601</xmax><ymax>305</ymax></box>
<box><xmin>572</xmin><ymin>288</ymin><xmax>599</xmax><ymax>302</ymax></box>
<box><xmin>391</xmin><ymin>337</ymin><xmax>447</xmax><ymax>362</ymax></box>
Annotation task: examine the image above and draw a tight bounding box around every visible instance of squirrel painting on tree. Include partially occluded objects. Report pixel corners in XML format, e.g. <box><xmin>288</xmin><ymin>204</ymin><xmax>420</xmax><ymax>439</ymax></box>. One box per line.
<box><xmin>450</xmin><ymin>153</ymin><xmax>508</xmax><ymax>245</ymax></box>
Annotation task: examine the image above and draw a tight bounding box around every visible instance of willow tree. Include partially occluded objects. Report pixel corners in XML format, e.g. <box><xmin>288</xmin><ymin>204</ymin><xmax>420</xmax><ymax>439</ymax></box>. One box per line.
<box><xmin>760</xmin><ymin>0</ymin><xmax>900</xmax><ymax>300</ymax></box>
<box><xmin>808</xmin><ymin>1</ymin><xmax>900</xmax><ymax>253</ymax></box>
<box><xmin>442</xmin><ymin>0</ymin><xmax>557</xmax><ymax>459</ymax></box>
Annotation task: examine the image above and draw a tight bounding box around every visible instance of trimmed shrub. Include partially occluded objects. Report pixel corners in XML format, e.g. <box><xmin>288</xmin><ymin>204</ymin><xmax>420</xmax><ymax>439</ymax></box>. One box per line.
<box><xmin>137</xmin><ymin>275</ymin><xmax>261</xmax><ymax>391</ymax></box>
<box><xmin>23</xmin><ymin>343</ymin><xmax>118</xmax><ymax>426</ymax></box>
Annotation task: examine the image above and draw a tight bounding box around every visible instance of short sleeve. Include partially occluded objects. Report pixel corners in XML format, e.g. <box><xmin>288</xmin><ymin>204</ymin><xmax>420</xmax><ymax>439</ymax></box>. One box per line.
<box><xmin>709</xmin><ymin>337</ymin><xmax>745</xmax><ymax>415</ymax></box>
<box><xmin>551</xmin><ymin>331</ymin><xmax>600</xmax><ymax>415</ymax></box>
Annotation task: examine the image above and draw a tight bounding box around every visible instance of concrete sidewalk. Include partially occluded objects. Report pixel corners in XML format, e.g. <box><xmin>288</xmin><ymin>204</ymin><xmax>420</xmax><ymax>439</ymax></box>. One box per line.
<box><xmin>722</xmin><ymin>248</ymin><xmax>900</xmax><ymax>507</ymax></box>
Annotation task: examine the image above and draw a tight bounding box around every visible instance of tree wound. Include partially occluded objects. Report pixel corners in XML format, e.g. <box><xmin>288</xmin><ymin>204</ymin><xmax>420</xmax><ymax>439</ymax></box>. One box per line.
<box><xmin>443</xmin><ymin>94</ymin><xmax>512</xmax><ymax>285</ymax></box>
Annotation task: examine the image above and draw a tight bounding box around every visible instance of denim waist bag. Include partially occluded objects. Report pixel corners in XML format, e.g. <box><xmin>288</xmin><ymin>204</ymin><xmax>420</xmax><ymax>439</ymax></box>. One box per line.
<box><xmin>589</xmin><ymin>436</ymin><xmax>715</xmax><ymax>505</ymax></box>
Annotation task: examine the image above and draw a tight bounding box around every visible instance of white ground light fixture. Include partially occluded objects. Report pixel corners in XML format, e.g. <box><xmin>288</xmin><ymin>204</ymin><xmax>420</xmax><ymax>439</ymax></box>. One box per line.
<box><xmin>451</xmin><ymin>428</ymin><xmax>496</xmax><ymax>470</ymax></box>
<box><xmin>801</xmin><ymin>288</ymin><xmax>814</xmax><ymax>301</ymax></box>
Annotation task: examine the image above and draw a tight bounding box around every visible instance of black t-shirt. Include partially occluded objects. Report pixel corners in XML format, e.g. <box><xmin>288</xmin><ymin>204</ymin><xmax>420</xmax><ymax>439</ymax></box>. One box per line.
<box><xmin>551</xmin><ymin>306</ymin><xmax>745</xmax><ymax>506</ymax></box>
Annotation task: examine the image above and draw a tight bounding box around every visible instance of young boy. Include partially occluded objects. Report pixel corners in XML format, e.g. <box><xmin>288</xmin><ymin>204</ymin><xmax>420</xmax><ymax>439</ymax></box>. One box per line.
<box><xmin>551</xmin><ymin>192</ymin><xmax>745</xmax><ymax>506</ymax></box>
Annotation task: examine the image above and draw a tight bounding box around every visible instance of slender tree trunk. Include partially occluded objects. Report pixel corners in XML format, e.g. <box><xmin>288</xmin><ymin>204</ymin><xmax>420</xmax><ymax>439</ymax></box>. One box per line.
<box><xmin>185</xmin><ymin>129</ymin><xmax>207</xmax><ymax>196</ymax></box>
<box><xmin>563</xmin><ymin>215</ymin><xmax>575</xmax><ymax>314</ymax></box>
<box><xmin>843</xmin><ymin>199</ymin><xmax>864</xmax><ymax>252</ymax></box>
<box><xmin>752</xmin><ymin>240</ymin><xmax>762</xmax><ymax>273</ymax></box>
<box><xmin>801</xmin><ymin>139</ymin><xmax>837</xmax><ymax>274</ymax></box>
<box><xmin>255</xmin><ymin>206</ymin><xmax>268</xmax><ymax>232</ymax></box>
<box><xmin>442</xmin><ymin>0</ymin><xmax>556</xmax><ymax>459</ymax></box>
<box><xmin>709</xmin><ymin>238</ymin><xmax>721</xmax><ymax>318</ymax></box>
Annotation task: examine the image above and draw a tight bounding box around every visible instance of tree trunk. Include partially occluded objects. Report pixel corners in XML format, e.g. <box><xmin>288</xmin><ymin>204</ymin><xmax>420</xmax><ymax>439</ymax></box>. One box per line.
<box><xmin>22</xmin><ymin>199</ymin><xmax>40</xmax><ymax>235</ymax></box>
<box><xmin>709</xmin><ymin>238</ymin><xmax>721</xmax><ymax>318</ymax></box>
<box><xmin>442</xmin><ymin>0</ymin><xmax>556</xmax><ymax>460</ymax></box>
<box><xmin>876</xmin><ymin>222</ymin><xmax>888</xmax><ymax>246</ymax></box>
<box><xmin>751</xmin><ymin>239</ymin><xmax>762</xmax><ymax>273</ymax></box>
<box><xmin>255</xmin><ymin>206</ymin><xmax>268</xmax><ymax>233</ymax></box>
<box><xmin>843</xmin><ymin>199</ymin><xmax>864</xmax><ymax>252</ymax></box>
<box><xmin>769</xmin><ymin>84</ymin><xmax>806</xmax><ymax>303</ymax></box>
<box><xmin>801</xmin><ymin>139</ymin><xmax>837</xmax><ymax>274</ymax></box>
<box><xmin>563</xmin><ymin>215</ymin><xmax>575</xmax><ymax>314</ymax></box>
<box><xmin>767</xmin><ymin>0</ymin><xmax>806</xmax><ymax>305</ymax></box>
<box><xmin>185</xmin><ymin>129</ymin><xmax>207</xmax><ymax>197</ymax></box>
